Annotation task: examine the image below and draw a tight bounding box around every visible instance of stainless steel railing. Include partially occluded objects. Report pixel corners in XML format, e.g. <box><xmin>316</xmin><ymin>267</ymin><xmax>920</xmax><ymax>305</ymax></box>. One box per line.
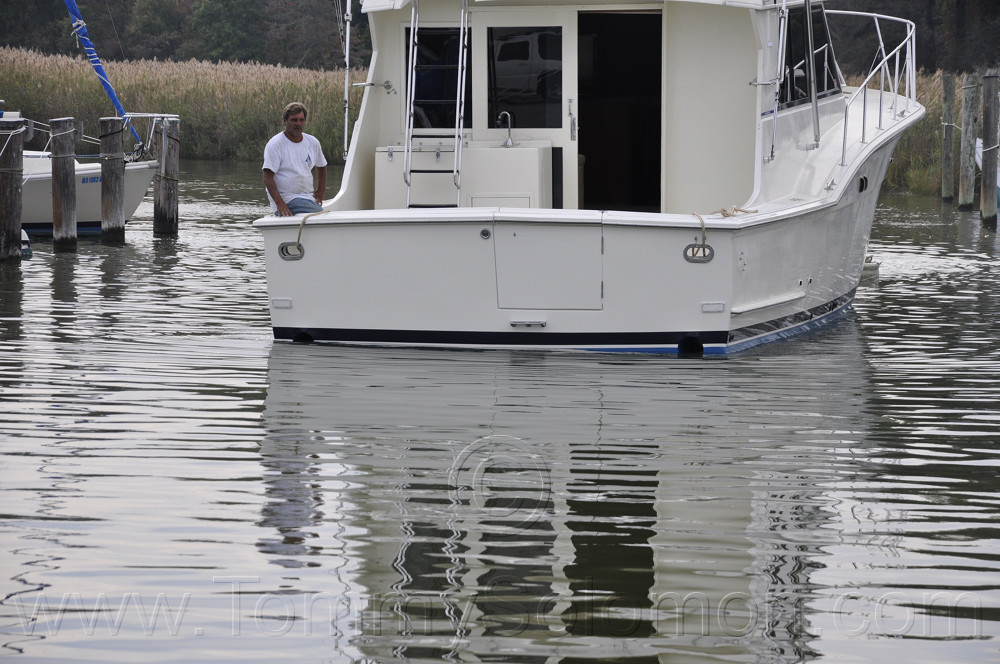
<box><xmin>826</xmin><ymin>11</ymin><xmax>918</xmax><ymax>166</ymax></box>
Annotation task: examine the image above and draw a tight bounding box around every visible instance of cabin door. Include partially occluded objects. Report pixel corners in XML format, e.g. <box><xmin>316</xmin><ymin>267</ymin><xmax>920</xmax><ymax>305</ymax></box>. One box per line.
<box><xmin>578</xmin><ymin>12</ymin><xmax>662</xmax><ymax>212</ymax></box>
<box><xmin>471</xmin><ymin>10</ymin><xmax>579</xmax><ymax>208</ymax></box>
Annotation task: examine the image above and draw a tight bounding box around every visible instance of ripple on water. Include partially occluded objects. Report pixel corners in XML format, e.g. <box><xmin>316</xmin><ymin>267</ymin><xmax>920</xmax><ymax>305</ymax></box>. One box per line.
<box><xmin>2</xmin><ymin>181</ymin><xmax>1000</xmax><ymax>662</ymax></box>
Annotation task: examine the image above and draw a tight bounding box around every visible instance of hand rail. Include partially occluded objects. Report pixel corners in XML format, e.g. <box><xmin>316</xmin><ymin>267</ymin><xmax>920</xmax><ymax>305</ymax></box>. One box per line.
<box><xmin>452</xmin><ymin>0</ymin><xmax>469</xmax><ymax>205</ymax></box>
<box><xmin>826</xmin><ymin>11</ymin><xmax>917</xmax><ymax>167</ymax></box>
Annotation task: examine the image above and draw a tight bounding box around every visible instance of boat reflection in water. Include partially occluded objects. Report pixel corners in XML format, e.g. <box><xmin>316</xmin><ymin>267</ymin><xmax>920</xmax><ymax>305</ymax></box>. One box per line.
<box><xmin>258</xmin><ymin>321</ymin><xmax>987</xmax><ymax>663</ymax></box>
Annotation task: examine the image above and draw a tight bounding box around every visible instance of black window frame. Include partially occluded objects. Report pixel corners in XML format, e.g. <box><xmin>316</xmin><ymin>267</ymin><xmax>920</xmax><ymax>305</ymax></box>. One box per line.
<box><xmin>779</xmin><ymin>4</ymin><xmax>842</xmax><ymax>111</ymax></box>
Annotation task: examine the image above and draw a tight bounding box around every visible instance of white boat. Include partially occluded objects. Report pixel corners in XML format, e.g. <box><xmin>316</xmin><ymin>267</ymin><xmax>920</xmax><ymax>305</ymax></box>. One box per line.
<box><xmin>20</xmin><ymin>148</ymin><xmax>156</xmax><ymax>235</ymax></box>
<box><xmin>10</xmin><ymin>0</ymin><xmax>164</xmax><ymax>236</ymax></box>
<box><xmin>975</xmin><ymin>137</ymin><xmax>1000</xmax><ymax>200</ymax></box>
<box><xmin>253</xmin><ymin>0</ymin><xmax>925</xmax><ymax>354</ymax></box>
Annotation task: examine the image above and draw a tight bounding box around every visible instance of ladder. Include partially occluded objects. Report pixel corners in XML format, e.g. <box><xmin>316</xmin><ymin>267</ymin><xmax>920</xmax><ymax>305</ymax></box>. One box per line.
<box><xmin>402</xmin><ymin>0</ymin><xmax>469</xmax><ymax>208</ymax></box>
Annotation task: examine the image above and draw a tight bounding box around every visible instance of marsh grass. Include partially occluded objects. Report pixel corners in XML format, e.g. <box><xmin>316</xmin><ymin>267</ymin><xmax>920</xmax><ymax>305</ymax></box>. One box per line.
<box><xmin>1</xmin><ymin>47</ymin><xmax>364</xmax><ymax>163</ymax></box>
<box><xmin>1</xmin><ymin>48</ymin><xmax>971</xmax><ymax>194</ymax></box>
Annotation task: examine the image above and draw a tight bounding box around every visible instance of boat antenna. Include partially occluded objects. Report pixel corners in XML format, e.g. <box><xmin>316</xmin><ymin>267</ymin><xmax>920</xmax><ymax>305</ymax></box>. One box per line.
<box><xmin>334</xmin><ymin>0</ymin><xmax>353</xmax><ymax>160</ymax></box>
<box><xmin>62</xmin><ymin>0</ymin><xmax>142</xmax><ymax>146</ymax></box>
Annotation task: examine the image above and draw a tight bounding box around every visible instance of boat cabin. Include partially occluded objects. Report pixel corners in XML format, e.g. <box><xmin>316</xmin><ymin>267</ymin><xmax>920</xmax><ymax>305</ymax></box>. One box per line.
<box><xmin>336</xmin><ymin>0</ymin><xmax>847</xmax><ymax>216</ymax></box>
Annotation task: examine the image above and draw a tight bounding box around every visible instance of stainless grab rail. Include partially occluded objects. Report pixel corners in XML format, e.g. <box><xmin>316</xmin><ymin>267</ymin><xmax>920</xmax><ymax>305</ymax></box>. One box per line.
<box><xmin>826</xmin><ymin>11</ymin><xmax>918</xmax><ymax>167</ymax></box>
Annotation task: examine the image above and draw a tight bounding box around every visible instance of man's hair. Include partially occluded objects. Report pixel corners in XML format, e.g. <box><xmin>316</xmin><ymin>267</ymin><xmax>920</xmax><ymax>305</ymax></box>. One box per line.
<box><xmin>283</xmin><ymin>102</ymin><xmax>308</xmax><ymax>122</ymax></box>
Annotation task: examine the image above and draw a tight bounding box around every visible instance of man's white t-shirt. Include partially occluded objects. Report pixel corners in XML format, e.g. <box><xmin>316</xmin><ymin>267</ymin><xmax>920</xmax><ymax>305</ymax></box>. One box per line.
<box><xmin>262</xmin><ymin>132</ymin><xmax>328</xmax><ymax>211</ymax></box>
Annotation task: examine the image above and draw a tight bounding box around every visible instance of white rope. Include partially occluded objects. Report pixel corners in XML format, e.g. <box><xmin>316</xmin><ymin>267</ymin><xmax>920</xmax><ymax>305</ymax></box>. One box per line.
<box><xmin>0</xmin><ymin>125</ymin><xmax>27</xmax><ymax>164</ymax></box>
<box><xmin>294</xmin><ymin>207</ymin><xmax>328</xmax><ymax>248</ymax></box>
<box><xmin>691</xmin><ymin>212</ymin><xmax>708</xmax><ymax>257</ymax></box>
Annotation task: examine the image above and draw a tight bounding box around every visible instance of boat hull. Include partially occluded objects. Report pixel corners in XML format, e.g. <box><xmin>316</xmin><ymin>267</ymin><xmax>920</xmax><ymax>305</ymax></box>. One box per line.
<box><xmin>20</xmin><ymin>152</ymin><xmax>157</xmax><ymax>234</ymax></box>
<box><xmin>256</xmin><ymin>139</ymin><xmax>897</xmax><ymax>354</ymax></box>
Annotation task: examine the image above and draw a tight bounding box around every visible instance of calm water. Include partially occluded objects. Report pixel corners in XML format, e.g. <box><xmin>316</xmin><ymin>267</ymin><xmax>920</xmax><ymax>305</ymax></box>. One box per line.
<box><xmin>2</xmin><ymin>162</ymin><xmax>1000</xmax><ymax>663</ymax></box>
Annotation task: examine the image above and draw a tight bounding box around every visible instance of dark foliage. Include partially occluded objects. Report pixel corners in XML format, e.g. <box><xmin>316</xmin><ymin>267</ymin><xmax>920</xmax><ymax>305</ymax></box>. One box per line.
<box><xmin>0</xmin><ymin>0</ymin><xmax>371</xmax><ymax>68</ymax></box>
<box><xmin>825</xmin><ymin>0</ymin><xmax>1000</xmax><ymax>73</ymax></box>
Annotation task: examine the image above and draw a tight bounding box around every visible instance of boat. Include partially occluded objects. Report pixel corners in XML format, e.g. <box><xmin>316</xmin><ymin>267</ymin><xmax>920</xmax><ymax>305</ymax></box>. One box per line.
<box><xmin>17</xmin><ymin>125</ymin><xmax>157</xmax><ymax>235</ymax></box>
<box><xmin>975</xmin><ymin>138</ymin><xmax>1000</xmax><ymax>200</ymax></box>
<box><xmin>253</xmin><ymin>0</ymin><xmax>925</xmax><ymax>354</ymax></box>
<box><xmin>9</xmin><ymin>0</ymin><xmax>166</xmax><ymax>236</ymax></box>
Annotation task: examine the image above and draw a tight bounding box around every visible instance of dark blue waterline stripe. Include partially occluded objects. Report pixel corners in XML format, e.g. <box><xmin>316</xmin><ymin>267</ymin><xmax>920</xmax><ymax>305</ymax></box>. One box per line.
<box><xmin>273</xmin><ymin>327</ymin><xmax>731</xmax><ymax>348</ymax></box>
<box><xmin>23</xmin><ymin>221</ymin><xmax>106</xmax><ymax>236</ymax></box>
<box><xmin>272</xmin><ymin>289</ymin><xmax>856</xmax><ymax>353</ymax></box>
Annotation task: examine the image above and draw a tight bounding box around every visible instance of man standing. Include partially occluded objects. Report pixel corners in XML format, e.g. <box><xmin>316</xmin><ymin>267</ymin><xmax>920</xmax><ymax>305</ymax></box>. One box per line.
<box><xmin>263</xmin><ymin>102</ymin><xmax>328</xmax><ymax>216</ymax></box>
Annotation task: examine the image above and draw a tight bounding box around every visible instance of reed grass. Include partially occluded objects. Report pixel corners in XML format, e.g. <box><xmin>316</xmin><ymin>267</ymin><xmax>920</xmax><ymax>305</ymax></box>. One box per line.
<box><xmin>0</xmin><ymin>47</ymin><xmax>364</xmax><ymax>163</ymax></box>
<box><xmin>0</xmin><ymin>48</ymin><xmax>967</xmax><ymax>194</ymax></box>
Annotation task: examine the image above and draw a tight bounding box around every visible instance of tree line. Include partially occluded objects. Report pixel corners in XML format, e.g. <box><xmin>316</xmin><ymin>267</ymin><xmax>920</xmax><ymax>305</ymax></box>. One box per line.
<box><xmin>825</xmin><ymin>0</ymin><xmax>998</xmax><ymax>74</ymax></box>
<box><xmin>0</xmin><ymin>0</ymin><xmax>371</xmax><ymax>70</ymax></box>
<box><xmin>1</xmin><ymin>0</ymin><xmax>996</xmax><ymax>74</ymax></box>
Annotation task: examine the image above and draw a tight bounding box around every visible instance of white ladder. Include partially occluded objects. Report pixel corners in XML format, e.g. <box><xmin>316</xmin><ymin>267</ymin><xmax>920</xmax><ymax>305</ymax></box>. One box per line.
<box><xmin>402</xmin><ymin>0</ymin><xmax>469</xmax><ymax>208</ymax></box>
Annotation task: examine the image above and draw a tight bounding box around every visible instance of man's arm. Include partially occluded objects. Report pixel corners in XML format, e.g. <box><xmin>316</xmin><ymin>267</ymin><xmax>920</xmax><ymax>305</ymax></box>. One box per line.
<box><xmin>313</xmin><ymin>166</ymin><xmax>327</xmax><ymax>205</ymax></box>
<box><xmin>262</xmin><ymin>168</ymin><xmax>292</xmax><ymax>217</ymax></box>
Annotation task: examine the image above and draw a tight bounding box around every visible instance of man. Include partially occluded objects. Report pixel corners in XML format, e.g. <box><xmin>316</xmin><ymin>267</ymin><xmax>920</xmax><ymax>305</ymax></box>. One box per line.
<box><xmin>263</xmin><ymin>102</ymin><xmax>328</xmax><ymax>216</ymax></box>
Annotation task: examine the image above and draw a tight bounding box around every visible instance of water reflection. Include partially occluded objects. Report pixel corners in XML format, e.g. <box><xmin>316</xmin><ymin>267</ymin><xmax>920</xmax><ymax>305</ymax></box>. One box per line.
<box><xmin>258</xmin><ymin>327</ymin><xmax>885</xmax><ymax>662</ymax></box>
<box><xmin>2</xmin><ymin>175</ymin><xmax>999</xmax><ymax>663</ymax></box>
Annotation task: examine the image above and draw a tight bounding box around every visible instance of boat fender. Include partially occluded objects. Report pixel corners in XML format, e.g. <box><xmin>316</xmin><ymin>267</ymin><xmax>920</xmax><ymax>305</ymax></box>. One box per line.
<box><xmin>20</xmin><ymin>230</ymin><xmax>32</xmax><ymax>259</ymax></box>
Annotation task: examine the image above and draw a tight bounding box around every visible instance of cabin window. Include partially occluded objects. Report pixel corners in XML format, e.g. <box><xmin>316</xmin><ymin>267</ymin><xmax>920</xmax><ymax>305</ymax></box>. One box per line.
<box><xmin>487</xmin><ymin>27</ymin><xmax>562</xmax><ymax>128</ymax></box>
<box><xmin>779</xmin><ymin>5</ymin><xmax>841</xmax><ymax>109</ymax></box>
<box><xmin>405</xmin><ymin>28</ymin><xmax>473</xmax><ymax>129</ymax></box>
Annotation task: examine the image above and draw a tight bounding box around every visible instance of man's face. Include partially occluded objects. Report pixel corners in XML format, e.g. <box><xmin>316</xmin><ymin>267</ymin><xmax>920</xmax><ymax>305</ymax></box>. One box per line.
<box><xmin>284</xmin><ymin>111</ymin><xmax>306</xmax><ymax>140</ymax></box>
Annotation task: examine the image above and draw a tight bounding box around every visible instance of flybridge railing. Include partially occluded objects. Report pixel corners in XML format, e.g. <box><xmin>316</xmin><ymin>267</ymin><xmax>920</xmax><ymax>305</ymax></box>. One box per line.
<box><xmin>826</xmin><ymin>11</ymin><xmax>918</xmax><ymax>166</ymax></box>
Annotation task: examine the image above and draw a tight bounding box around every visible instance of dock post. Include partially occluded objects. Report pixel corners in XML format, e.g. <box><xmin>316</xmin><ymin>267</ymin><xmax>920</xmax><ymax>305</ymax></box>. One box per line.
<box><xmin>153</xmin><ymin>117</ymin><xmax>180</xmax><ymax>236</ymax></box>
<box><xmin>100</xmin><ymin>117</ymin><xmax>126</xmax><ymax>244</ymax></box>
<box><xmin>981</xmin><ymin>69</ymin><xmax>998</xmax><ymax>227</ymax></box>
<box><xmin>958</xmin><ymin>74</ymin><xmax>980</xmax><ymax>210</ymax></box>
<box><xmin>941</xmin><ymin>72</ymin><xmax>955</xmax><ymax>202</ymax></box>
<box><xmin>0</xmin><ymin>116</ymin><xmax>25</xmax><ymax>261</ymax></box>
<box><xmin>50</xmin><ymin>117</ymin><xmax>77</xmax><ymax>251</ymax></box>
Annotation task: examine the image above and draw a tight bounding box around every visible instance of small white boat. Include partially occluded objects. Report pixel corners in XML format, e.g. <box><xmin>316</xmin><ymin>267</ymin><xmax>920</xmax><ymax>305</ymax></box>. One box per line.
<box><xmin>254</xmin><ymin>0</ymin><xmax>925</xmax><ymax>354</ymax></box>
<box><xmin>975</xmin><ymin>138</ymin><xmax>1000</xmax><ymax>200</ymax></box>
<box><xmin>20</xmin><ymin>148</ymin><xmax>156</xmax><ymax>235</ymax></box>
<box><xmin>9</xmin><ymin>0</ymin><xmax>166</xmax><ymax>236</ymax></box>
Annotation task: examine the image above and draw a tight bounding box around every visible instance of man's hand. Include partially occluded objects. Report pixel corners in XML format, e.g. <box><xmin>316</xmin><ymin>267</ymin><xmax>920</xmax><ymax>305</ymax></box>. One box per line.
<box><xmin>262</xmin><ymin>168</ymin><xmax>292</xmax><ymax>216</ymax></box>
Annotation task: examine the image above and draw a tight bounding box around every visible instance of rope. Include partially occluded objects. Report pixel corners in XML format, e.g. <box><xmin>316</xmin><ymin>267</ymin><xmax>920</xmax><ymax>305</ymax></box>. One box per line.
<box><xmin>49</xmin><ymin>127</ymin><xmax>77</xmax><ymax>139</ymax></box>
<box><xmin>294</xmin><ymin>207</ymin><xmax>328</xmax><ymax>248</ymax></box>
<box><xmin>692</xmin><ymin>212</ymin><xmax>707</xmax><ymax>257</ymax></box>
<box><xmin>689</xmin><ymin>206</ymin><xmax>758</xmax><ymax>256</ymax></box>
<box><xmin>717</xmin><ymin>206</ymin><xmax>759</xmax><ymax>217</ymax></box>
<box><xmin>102</xmin><ymin>0</ymin><xmax>127</xmax><ymax>60</ymax></box>
<box><xmin>0</xmin><ymin>125</ymin><xmax>27</xmax><ymax>160</ymax></box>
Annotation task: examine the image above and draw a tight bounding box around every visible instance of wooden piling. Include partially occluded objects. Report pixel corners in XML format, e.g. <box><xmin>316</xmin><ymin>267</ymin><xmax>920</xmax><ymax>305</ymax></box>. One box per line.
<box><xmin>0</xmin><ymin>116</ymin><xmax>25</xmax><ymax>261</ymax></box>
<box><xmin>50</xmin><ymin>117</ymin><xmax>77</xmax><ymax>251</ymax></box>
<box><xmin>981</xmin><ymin>69</ymin><xmax>998</xmax><ymax>227</ymax></box>
<box><xmin>153</xmin><ymin>117</ymin><xmax>180</xmax><ymax>236</ymax></box>
<box><xmin>941</xmin><ymin>72</ymin><xmax>955</xmax><ymax>202</ymax></box>
<box><xmin>958</xmin><ymin>74</ymin><xmax>980</xmax><ymax>210</ymax></box>
<box><xmin>100</xmin><ymin>117</ymin><xmax>126</xmax><ymax>243</ymax></box>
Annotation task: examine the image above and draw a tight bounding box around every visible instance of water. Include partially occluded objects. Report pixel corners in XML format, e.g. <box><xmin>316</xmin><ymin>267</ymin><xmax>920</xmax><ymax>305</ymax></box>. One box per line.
<box><xmin>2</xmin><ymin>163</ymin><xmax>1000</xmax><ymax>663</ymax></box>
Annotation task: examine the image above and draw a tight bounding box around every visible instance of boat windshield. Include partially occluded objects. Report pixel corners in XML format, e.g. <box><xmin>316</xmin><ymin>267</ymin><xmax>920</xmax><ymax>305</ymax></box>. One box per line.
<box><xmin>780</xmin><ymin>4</ymin><xmax>841</xmax><ymax>109</ymax></box>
